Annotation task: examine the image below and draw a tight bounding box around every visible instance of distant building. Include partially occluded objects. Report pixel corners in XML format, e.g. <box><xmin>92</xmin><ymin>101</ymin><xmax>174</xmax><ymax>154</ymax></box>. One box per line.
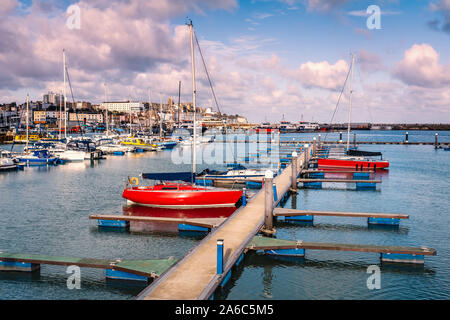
<box><xmin>43</xmin><ymin>91</ymin><xmax>64</xmax><ymax>106</ymax></box>
<box><xmin>69</xmin><ymin>112</ymin><xmax>103</xmax><ymax>123</ymax></box>
<box><xmin>33</xmin><ymin>106</ymin><xmax>68</xmax><ymax>125</ymax></box>
<box><xmin>75</xmin><ymin>101</ymin><xmax>92</xmax><ymax>110</ymax></box>
<box><xmin>100</xmin><ymin>101</ymin><xmax>143</xmax><ymax>113</ymax></box>
<box><xmin>33</xmin><ymin>110</ymin><xmax>47</xmax><ymax>124</ymax></box>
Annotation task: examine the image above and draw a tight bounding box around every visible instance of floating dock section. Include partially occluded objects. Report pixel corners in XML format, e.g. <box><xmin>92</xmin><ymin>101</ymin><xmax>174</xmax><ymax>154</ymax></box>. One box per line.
<box><xmin>246</xmin><ymin>236</ymin><xmax>436</xmax><ymax>264</ymax></box>
<box><xmin>274</xmin><ymin>208</ymin><xmax>409</xmax><ymax>225</ymax></box>
<box><xmin>0</xmin><ymin>252</ymin><xmax>176</xmax><ymax>282</ymax></box>
<box><xmin>90</xmin><ymin>214</ymin><xmax>226</xmax><ymax>233</ymax></box>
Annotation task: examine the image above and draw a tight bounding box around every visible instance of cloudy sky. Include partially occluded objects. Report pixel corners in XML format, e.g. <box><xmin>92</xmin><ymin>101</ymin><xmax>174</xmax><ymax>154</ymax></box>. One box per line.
<box><xmin>1</xmin><ymin>0</ymin><xmax>449</xmax><ymax>123</ymax></box>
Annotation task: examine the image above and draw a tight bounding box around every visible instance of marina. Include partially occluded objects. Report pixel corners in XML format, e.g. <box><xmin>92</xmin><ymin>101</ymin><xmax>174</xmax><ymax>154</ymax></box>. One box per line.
<box><xmin>1</xmin><ymin>130</ymin><xmax>448</xmax><ymax>300</ymax></box>
<box><xmin>1</xmin><ymin>0</ymin><xmax>450</xmax><ymax>306</ymax></box>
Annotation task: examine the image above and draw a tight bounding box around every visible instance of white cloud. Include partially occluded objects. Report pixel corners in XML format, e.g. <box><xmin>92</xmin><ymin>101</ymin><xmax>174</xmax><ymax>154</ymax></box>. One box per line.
<box><xmin>286</xmin><ymin>59</ymin><xmax>350</xmax><ymax>90</ymax></box>
<box><xmin>394</xmin><ymin>43</ymin><xmax>450</xmax><ymax>88</ymax></box>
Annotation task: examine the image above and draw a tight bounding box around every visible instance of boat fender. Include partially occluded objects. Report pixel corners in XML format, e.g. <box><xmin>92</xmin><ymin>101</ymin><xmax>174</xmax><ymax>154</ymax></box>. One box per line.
<box><xmin>130</xmin><ymin>177</ymin><xmax>139</xmax><ymax>186</ymax></box>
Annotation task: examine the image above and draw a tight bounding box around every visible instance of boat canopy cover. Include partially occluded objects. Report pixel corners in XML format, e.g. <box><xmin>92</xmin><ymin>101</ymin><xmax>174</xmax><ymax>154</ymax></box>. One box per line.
<box><xmin>141</xmin><ymin>172</ymin><xmax>195</xmax><ymax>183</ymax></box>
<box><xmin>226</xmin><ymin>163</ymin><xmax>247</xmax><ymax>170</ymax></box>
<box><xmin>347</xmin><ymin>149</ymin><xmax>382</xmax><ymax>157</ymax></box>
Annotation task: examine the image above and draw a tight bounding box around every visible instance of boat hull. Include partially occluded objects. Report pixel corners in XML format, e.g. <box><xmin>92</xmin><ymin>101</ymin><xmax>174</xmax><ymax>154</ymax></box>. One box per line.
<box><xmin>122</xmin><ymin>186</ymin><xmax>243</xmax><ymax>208</ymax></box>
<box><xmin>17</xmin><ymin>157</ymin><xmax>58</xmax><ymax>165</ymax></box>
<box><xmin>317</xmin><ymin>158</ymin><xmax>389</xmax><ymax>169</ymax></box>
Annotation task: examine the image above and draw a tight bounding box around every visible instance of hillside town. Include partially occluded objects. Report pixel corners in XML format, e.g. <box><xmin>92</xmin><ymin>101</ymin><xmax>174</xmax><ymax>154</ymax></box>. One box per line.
<box><xmin>0</xmin><ymin>91</ymin><xmax>249</xmax><ymax>137</ymax></box>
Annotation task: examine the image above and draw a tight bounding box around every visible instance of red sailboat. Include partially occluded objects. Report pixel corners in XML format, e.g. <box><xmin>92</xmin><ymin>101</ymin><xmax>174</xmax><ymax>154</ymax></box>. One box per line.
<box><xmin>122</xmin><ymin>21</ymin><xmax>243</xmax><ymax>210</ymax></box>
<box><xmin>318</xmin><ymin>54</ymin><xmax>389</xmax><ymax>170</ymax></box>
<box><xmin>123</xmin><ymin>182</ymin><xmax>242</xmax><ymax>209</ymax></box>
<box><xmin>317</xmin><ymin>157</ymin><xmax>389</xmax><ymax>169</ymax></box>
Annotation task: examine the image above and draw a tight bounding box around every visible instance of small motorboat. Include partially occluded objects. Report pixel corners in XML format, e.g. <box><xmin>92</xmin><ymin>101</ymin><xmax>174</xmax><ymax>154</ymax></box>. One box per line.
<box><xmin>197</xmin><ymin>164</ymin><xmax>274</xmax><ymax>180</ymax></box>
<box><xmin>96</xmin><ymin>138</ymin><xmax>134</xmax><ymax>154</ymax></box>
<box><xmin>120</xmin><ymin>137</ymin><xmax>159</xmax><ymax>151</ymax></box>
<box><xmin>0</xmin><ymin>149</ymin><xmax>19</xmax><ymax>170</ymax></box>
<box><xmin>66</xmin><ymin>140</ymin><xmax>103</xmax><ymax>160</ymax></box>
<box><xmin>17</xmin><ymin>149</ymin><xmax>59</xmax><ymax>165</ymax></box>
<box><xmin>154</xmin><ymin>138</ymin><xmax>179</xmax><ymax>150</ymax></box>
<box><xmin>28</xmin><ymin>141</ymin><xmax>85</xmax><ymax>162</ymax></box>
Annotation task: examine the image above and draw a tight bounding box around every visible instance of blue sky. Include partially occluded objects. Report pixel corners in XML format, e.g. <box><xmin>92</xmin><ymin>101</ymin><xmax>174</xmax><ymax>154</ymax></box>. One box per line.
<box><xmin>2</xmin><ymin>0</ymin><xmax>450</xmax><ymax>123</ymax></box>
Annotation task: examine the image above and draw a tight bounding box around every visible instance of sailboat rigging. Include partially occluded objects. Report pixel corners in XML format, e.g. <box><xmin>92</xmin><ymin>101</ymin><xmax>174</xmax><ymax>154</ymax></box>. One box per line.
<box><xmin>317</xmin><ymin>53</ymin><xmax>389</xmax><ymax>170</ymax></box>
<box><xmin>121</xmin><ymin>20</ymin><xmax>243</xmax><ymax>209</ymax></box>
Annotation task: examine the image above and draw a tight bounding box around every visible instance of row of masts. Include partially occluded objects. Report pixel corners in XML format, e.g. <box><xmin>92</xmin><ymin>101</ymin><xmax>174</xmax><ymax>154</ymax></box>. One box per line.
<box><xmin>22</xmin><ymin>21</ymin><xmax>198</xmax><ymax>171</ymax></box>
<box><xmin>100</xmin><ymin>83</ymin><xmax>183</xmax><ymax>139</ymax></box>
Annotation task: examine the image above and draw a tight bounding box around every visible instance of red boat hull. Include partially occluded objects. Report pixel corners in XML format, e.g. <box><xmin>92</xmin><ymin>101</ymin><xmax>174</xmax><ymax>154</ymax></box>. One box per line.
<box><xmin>317</xmin><ymin>158</ymin><xmax>389</xmax><ymax>169</ymax></box>
<box><xmin>122</xmin><ymin>184</ymin><xmax>243</xmax><ymax>208</ymax></box>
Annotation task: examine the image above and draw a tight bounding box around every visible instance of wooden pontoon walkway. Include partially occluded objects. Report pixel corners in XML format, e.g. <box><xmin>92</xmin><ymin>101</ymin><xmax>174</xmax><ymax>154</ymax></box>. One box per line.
<box><xmin>136</xmin><ymin>150</ymin><xmax>303</xmax><ymax>300</ymax></box>
<box><xmin>89</xmin><ymin>214</ymin><xmax>226</xmax><ymax>229</ymax></box>
<box><xmin>298</xmin><ymin>178</ymin><xmax>381</xmax><ymax>183</ymax></box>
<box><xmin>246</xmin><ymin>236</ymin><xmax>436</xmax><ymax>256</ymax></box>
<box><xmin>279</xmin><ymin>140</ymin><xmax>449</xmax><ymax>146</ymax></box>
<box><xmin>273</xmin><ymin>208</ymin><xmax>408</xmax><ymax>219</ymax></box>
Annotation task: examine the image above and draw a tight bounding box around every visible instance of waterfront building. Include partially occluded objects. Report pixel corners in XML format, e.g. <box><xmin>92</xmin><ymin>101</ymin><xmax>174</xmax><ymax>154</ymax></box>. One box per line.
<box><xmin>68</xmin><ymin>111</ymin><xmax>103</xmax><ymax>123</ymax></box>
<box><xmin>100</xmin><ymin>101</ymin><xmax>143</xmax><ymax>113</ymax></box>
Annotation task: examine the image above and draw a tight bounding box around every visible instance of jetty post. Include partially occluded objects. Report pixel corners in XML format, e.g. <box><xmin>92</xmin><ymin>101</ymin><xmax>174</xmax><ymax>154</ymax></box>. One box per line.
<box><xmin>312</xmin><ymin>137</ymin><xmax>317</xmax><ymax>157</ymax></box>
<box><xmin>217</xmin><ymin>239</ymin><xmax>224</xmax><ymax>275</ymax></box>
<box><xmin>435</xmin><ymin>133</ymin><xmax>438</xmax><ymax>149</ymax></box>
<box><xmin>264</xmin><ymin>170</ymin><xmax>274</xmax><ymax>232</ymax></box>
<box><xmin>291</xmin><ymin>151</ymin><xmax>298</xmax><ymax>191</ymax></box>
<box><xmin>405</xmin><ymin>132</ymin><xmax>409</xmax><ymax>143</ymax></box>
<box><xmin>339</xmin><ymin>131</ymin><xmax>343</xmax><ymax>143</ymax></box>
<box><xmin>304</xmin><ymin>144</ymin><xmax>309</xmax><ymax>169</ymax></box>
<box><xmin>318</xmin><ymin>134</ymin><xmax>321</xmax><ymax>148</ymax></box>
<box><xmin>353</xmin><ymin>133</ymin><xmax>357</xmax><ymax>147</ymax></box>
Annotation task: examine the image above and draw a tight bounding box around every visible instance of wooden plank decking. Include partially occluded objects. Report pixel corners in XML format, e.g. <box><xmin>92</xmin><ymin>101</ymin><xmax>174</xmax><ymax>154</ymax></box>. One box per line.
<box><xmin>298</xmin><ymin>178</ymin><xmax>381</xmax><ymax>183</ymax></box>
<box><xmin>247</xmin><ymin>236</ymin><xmax>436</xmax><ymax>256</ymax></box>
<box><xmin>0</xmin><ymin>252</ymin><xmax>176</xmax><ymax>278</ymax></box>
<box><xmin>273</xmin><ymin>208</ymin><xmax>409</xmax><ymax>219</ymax></box>
<box><xmin>89</xmin><ymin>214</ymin><xmax>226</xmax><ymax>229</ymax></box>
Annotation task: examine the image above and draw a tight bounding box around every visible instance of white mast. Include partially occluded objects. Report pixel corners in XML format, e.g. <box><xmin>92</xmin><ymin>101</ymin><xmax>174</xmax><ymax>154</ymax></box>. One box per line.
<box><xmin>129</xmin><ymin>97</ymin><xmax>132</xmax><ymax>136</ymax></box>
<box><xmin>26</xmin><ymin>94</ymin><xmax>29</xmax><ymax>153</ymax></box>
<box><xmin>189</xmin><ymin>20</ymin><xmax>197</xmax><ymax>174</ymax></box>
<box><xmin>59</xmin><ymin>90</ymin><xmax>62</xmax><ymax>140</ymax></box>
<box><xmin>104</xmin><ymin>83</ymin><xmax>109</xmax><ymax>137</ymax></box>
<box><xmin>148</xmin><ymin>89</ymin><xmax>152</xmax><ymax>133</ymax></box>
<box><xmin>159</xmin><ymin>93</ymin><xmax>163</xmax><ymax>139</ymax></box>
<box><xmin>63</xmin><ymin>49</ymin><xmax>67</xmax><ymax>140</ymax></box>
<box><xmin>346</xmin><ymin>54</ymin><xmax>355</xmax><ymax>151</ymax></box>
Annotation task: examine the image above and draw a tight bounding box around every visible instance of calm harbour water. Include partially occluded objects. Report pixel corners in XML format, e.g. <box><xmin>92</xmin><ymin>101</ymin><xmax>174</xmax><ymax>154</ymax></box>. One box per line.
<box><xmin>0</xmin><ymin>130</ymin><xmax>449</xmax><ymax>300</ymax></box>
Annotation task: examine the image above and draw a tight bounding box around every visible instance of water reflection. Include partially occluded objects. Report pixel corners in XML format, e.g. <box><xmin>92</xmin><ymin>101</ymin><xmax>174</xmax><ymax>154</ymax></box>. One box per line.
<box><xmin>245</xmin><ymin>252</ymin><xmax>435</xmax><ymax>275</ymax></box>
<box><xmin>122</xmin><ymin>205</ymin><xmax>237</xmax><ymax>234</ymax></box>
<box><xmin>122</xmin><ymin>205</ymin><xmax>237</xmax><ymax>219</ymax></box>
